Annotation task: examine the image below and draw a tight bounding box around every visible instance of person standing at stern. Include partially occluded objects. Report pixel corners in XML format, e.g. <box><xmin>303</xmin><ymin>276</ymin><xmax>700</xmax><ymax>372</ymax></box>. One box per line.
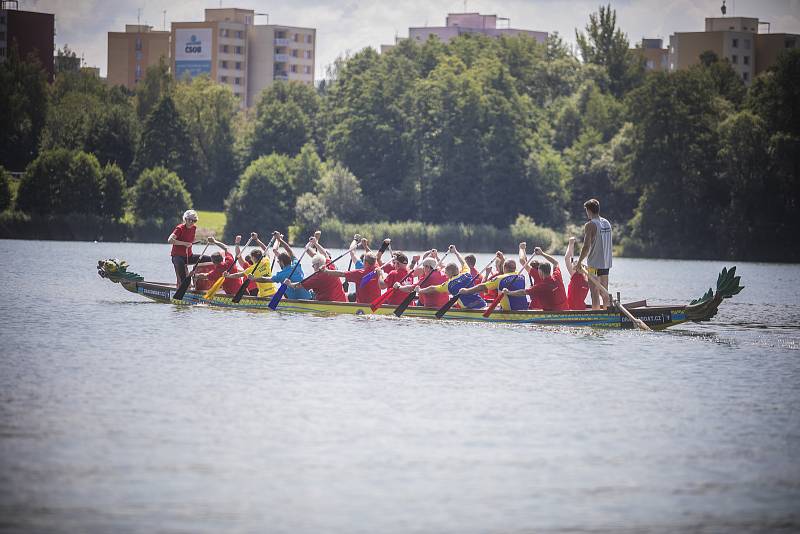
<box><xmin>577</xmin><ymin>198</ymin><xmax>612</xmax><ymax>309</ymax></box>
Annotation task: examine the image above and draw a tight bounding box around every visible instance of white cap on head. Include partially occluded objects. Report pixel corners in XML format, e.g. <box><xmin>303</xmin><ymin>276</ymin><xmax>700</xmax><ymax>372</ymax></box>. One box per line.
<box><xmin>183</xmin><ymin>209</ymin><xmax>198</xmax><ymax>221</ymax></box>
<box><xmin>422</xmin><ymin>258</ymin><xmax>437</xmax><ymax>269</ymax></box>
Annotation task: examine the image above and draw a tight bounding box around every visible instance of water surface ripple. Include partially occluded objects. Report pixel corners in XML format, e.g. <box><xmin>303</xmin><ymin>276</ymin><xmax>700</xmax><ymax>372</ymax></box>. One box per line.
<box><xmin>1</xmin><ymin>240</ymin><xmax>799</xmax><ymax>533</ymax></box>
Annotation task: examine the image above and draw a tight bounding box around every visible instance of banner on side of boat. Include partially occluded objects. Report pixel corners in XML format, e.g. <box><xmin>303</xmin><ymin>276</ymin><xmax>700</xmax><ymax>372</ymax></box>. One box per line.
<box><xmin>621</xmin><ymin>310</ymin><xmax>672</xmax><ymax>328</ymax></box>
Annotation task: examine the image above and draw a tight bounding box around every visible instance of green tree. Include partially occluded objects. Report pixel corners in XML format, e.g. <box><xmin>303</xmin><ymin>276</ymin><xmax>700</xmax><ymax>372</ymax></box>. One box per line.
<box><xmin>0</xmin><ymin>45</ymin><xmax>49</xmax><ymax>171</ymax></box>
<box><xmin>17</xmin><ymin>149</ymin><xmax>103</xmax><ymax>216</ymax></box>
<box><xmin>0</xmin><ymin>166</ymin><xmax>12</xmax><ymax>211</ymax></box>
<box><xmin>316</xmin><ymin>162</ymin><xmax>367</xmax><ymax>221</ymax></box>
<box><xmin>174</xmin><ymin>76</ymin><xmax>239</xmax><ymax>208</ymax></box>
<box><xmin>224</xmin><ymin>154</ymin><xmax>295</xmax><ymax>239</ymax></box>
<box><xmin>243</xmin><ymin>81</ymin><xmax>320</xmax><ymax>164</ymax></box>
<box><xmin>293</xmin><ymin>192</ymin><xmax>328</xmax><ymax>235</ymax></box>
<box><xmin>132</xmin><ymin>95</ymin><xmax>203</xmax><ymax>197</ymax></box>
<box><xmin>132</xmin><ymin>166</ymin><xmax>192</xmax><ymax>222</ymax></box>
<box><xmin>292</xmin><ymin>143</ymin><xmax>323</xmax><ymax>196</ymax></box>
<box><xmin>135</xmin><ymin>58</ymin><xmax>174</xmax><ymax>120</ymax></box>
<box><xmin>101</xmin><ymin>162</ymin><xmax>126</xmax><ymax>220</ymax></box>
<box><xmin>575</xmin><ymin>4</ymin><xmax>644</xmax><ymax>97</ymax></box>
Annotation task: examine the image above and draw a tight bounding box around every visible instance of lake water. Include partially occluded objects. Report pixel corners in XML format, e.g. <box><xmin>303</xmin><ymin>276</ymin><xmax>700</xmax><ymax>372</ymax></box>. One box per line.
<box><xmin>1</xmin><ymin>239</ymin><xmax>799</xmax><ymax>533</ymax></box>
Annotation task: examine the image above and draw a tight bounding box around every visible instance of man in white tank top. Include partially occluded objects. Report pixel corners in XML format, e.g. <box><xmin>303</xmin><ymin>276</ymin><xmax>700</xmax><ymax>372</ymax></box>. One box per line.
<box><xmin>577</xmin><ymin>198</ymin><xmax>612</xmax><ymax>310</ymax></box>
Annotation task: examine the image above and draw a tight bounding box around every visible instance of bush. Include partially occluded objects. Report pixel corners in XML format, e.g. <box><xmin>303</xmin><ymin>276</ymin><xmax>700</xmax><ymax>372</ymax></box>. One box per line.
<box><xmin>316</xmin><ymin>162</ymin><xmax>367</xmax><ymax>221</ymax></box>
<box><xmin>0</xmin><ymin>166</ymin><xmax>11</xmax><ymax>211</ymax></box>
<box><xmin>293</xmin><ymin>192</ymin><xmax>328</xmax><ymax>236</ymax></box>
<box><xmin>101</xmin><ymin>163</ymin><xmax>126</xmax><ymax>220</ymax></box>
<box><xmin>509</xmin><ymin>214</ymin><xmax>557</xmax><ymax>251</ymax></box>
<box><xmin>224</xmin><ymin>154</ymin><xmax>294</xmax><ymax>239</ymax></box>
<box><xmin>17</xmin><ymin>148</ymin><xmax>103</xmax><ymax>216</ymax></box>
<box><xmin>132</xmin><ymin>166</ymin><xmax>192</xmax><ymax>222</ymax></box>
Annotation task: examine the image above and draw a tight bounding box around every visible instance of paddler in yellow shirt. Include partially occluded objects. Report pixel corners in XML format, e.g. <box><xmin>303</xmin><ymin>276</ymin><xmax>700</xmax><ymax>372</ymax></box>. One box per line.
<box><xmin>224</xmin><ymin>232</ymin><xmax>277</xmax><ymax>297</ymax></box>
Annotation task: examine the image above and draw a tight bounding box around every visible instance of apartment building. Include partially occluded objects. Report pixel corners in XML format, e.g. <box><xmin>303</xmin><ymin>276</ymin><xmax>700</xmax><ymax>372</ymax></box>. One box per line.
<box><xmin>407</xmin><ymin>13</ymin><xmax>547</xmax><ymax>45</ymax></box>
<box><xmin>0</xmin><ymin>3</ymin><xmax>54</xmax><ymax>80</ymax></box>
<box><xmin>107</xmin><ymin>25</ymin><xmax>169</xmax><ymax>89</ymax></box>
<box><xmin>669</xmin><ymin>16</ymin><xmax>798</xmax><ymax>84</ymax></box>
<box><xmin>171</xmin><ymin>8</ymin><xmax>315</xmax><ymax>108</ymax></box>
<box><xmin>633</xmin><ymin>38</ymin><xmax>668</xmax><ymax>72</ymax></box>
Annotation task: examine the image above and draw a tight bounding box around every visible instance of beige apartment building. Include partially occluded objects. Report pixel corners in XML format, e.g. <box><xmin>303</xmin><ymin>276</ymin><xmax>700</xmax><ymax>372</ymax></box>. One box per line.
<box><xmin>171</xmin><ymin>8</ymin><xmax>315</xmax><ymax>108</ymax></box>
<box><xmin>107</xmin><ymin>25</ymin><xmax>169</xmax><ymax>89</ymax></box>
<box><xmin>633</xmin><ymin>38</ymin><xmax>668</xmax><ymax>72</ymax></box>
<box><xmin>669</xmin><ymin>16</ymin><xmax>798</xmax><ymax>84</ymax></box>
<box><xmin>401</xmin><ymin>12</ymin><xmax>547</xmax><ymax>46</ymax></box>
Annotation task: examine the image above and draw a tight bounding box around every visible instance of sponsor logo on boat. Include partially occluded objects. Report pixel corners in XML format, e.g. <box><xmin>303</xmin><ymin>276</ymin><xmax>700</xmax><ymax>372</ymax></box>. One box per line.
<box><xmin>141</xmin><ymin>287</ymin><xmax>171</xmax><ymax>300</ymax></box>
<box><xmin>621</xmin><ymin>311</ymin><xmax>671</xmax><ymax>328</ymax></box>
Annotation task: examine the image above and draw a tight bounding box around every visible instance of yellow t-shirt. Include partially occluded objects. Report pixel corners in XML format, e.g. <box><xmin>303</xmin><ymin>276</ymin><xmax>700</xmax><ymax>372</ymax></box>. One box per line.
<box><xmin>246</xmin><ymin>258</ymin><xmax>277</xmax><ymax>297</ymax></box>
<box><xmin>431</xmin><ymin>265</ymin><xmax>468</xmax><ymax>293</ymax></box>
<box><xmin>482</xmin><ymin>272</ymin><xmax>521</xmax><ymax>309</ymax></box>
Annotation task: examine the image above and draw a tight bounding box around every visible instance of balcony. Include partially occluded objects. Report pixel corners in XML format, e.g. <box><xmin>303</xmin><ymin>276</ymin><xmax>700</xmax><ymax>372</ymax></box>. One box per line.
<box><xmin>274</xmin><ymin>53</ymin><xmax>289</xmax><ymax>62</ymax></box>
<box><xmin>274</xmin><ymin>72</ymin><xmax>288</xmax><ymax>80</ymax></box>
<box><xmin>274</xmin><ymin>38</ymin><xmax>290</xmax><ymax>46</ymax></box>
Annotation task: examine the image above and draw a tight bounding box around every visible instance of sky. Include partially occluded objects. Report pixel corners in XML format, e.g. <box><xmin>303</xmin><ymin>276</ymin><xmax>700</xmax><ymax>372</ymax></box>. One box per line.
<box><xmin>18</xmin><ymin>0</ymin><xmax>800</xmax><ymax>78</ymax></box>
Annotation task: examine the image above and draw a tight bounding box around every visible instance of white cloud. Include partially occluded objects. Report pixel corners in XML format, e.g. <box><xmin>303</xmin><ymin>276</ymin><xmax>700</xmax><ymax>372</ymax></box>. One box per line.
<box><xmin>21</xmin><ymin>0</ymin><xmax>800</xmax><ymax>78</ymax></box>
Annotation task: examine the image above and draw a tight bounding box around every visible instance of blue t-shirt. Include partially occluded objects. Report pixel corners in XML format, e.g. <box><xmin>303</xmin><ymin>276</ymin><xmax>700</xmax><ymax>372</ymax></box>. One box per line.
<box><xmin>272</xmin><ymin>259</ymin><xmax>313</xmax><ymax>300</ymax></box>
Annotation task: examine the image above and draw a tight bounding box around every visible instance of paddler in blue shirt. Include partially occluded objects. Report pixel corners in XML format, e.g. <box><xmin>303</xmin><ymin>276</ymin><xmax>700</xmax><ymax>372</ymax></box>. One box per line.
<box><xmin>414</xmin><ymin>245</ymin><xmax>487</xmax><ymax>309</ymax></box>
<box><xmin>251</xmin><ymin>231</ymin><xmax>313</xmax><ymax>300</ymax></box>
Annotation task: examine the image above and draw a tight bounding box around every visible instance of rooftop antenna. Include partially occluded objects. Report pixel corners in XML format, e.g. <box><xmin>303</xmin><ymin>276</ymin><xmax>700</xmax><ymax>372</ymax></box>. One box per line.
<box><xmin>720</xmin><ymin>0</ymin><xmax>726</xmax><ymax>16</ymax></box>
<box><xmin>162</xmin><ymin>9</ymin><xmax>166</xmax><ymax>31</ymax></box>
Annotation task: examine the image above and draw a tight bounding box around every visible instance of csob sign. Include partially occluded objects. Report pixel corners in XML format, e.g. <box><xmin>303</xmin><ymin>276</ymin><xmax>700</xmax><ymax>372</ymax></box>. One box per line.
<box><xmin>174</xmin><ymin>28</ymin><xmax>212</xmax><ymax>79</ymax></box>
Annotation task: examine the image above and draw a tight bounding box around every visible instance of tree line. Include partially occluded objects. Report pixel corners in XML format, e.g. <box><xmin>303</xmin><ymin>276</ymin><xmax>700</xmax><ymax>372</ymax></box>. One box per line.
<box><xmin>1</xmin><ymin>5</ymin><xmax>798</xmax><ymax>260</ymax></box>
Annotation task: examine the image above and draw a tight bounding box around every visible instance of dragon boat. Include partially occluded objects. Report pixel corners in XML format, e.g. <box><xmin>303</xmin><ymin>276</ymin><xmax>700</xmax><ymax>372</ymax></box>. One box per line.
<box><xmin>97</xmin><ymin>259</ymin><xmax>743</xmax><ymax>331</ymax></box>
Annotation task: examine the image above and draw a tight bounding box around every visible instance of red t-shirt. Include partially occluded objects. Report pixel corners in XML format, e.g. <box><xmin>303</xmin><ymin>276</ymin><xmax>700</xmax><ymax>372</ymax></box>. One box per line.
<box><xmin>383</xmin><ymin>267</ymin><xmax>412</xmax><ymax>305</ymax></box>
<box><xmin>526</xmin><ymin>265</ymin><xmax>568</xmax><ymax>311</ymax></box>
<box><xmin>418</xmin><ymin>270</ymin><xmax>449</xmax><ymax>308</ymax></box>
<box><xmin>207</xmin><ymin>252</ymin><xmax>243</xmax><ymax>295</ymax></box>
<box><xmin>345</xmin><ymin>267</ymin><xmax>381</xmax><ymax>303</ymax></box>
<box><xmin>170</xmin><ymin>223</ymin><xmax>196</xmax><ymax>257</ymax></box>
<box><xmin>381</xmin><ymin>262</ymin><xmax>394</xmax><ymax>274</ymax></box>
<box><xmin>302</xmin><ymin>271</ymin><xmax>347</xmax><ymax>302</ymax></box>
<box><xmin>567</xmin><ymin>271</ymin><xmax>590</xmax><ymax>310</ymax></box>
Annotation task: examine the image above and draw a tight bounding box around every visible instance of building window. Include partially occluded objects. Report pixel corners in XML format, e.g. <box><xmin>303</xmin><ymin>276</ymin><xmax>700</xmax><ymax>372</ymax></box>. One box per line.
<box><xmin>304</xmin><ymin>50</ymin><xmax>312</xmax><ymax>59</ymax></box>
<box><xmin>135</xmin><ymin>37</ymin><xmax>142</xmax><ymax>51</ymax></box>
<box><xmin>292</xmin><ymin>49</ymin><xmax>299</xmax><ymax>57</ymax></box>
<box><xmin>221</xmin><ymin>76</ymin><xmax>228</xmax><ymax>82</ymax></box>
<box><xmin>744</xmin><ymin>39</ymin><xmax>751</xmax><ymax>50</ymax></box>
<box><xmin>0</xmin><ymin>47</ymin><xmax>5</xmax><ymax>58</ymax></box>
<box><xmin>732</xmin><ymin>38</ymin><xmax>738</xmax><ymax>48</ymax></box>
<box><xmin>236</xmin><ymin>31</ymin><xmax>243</xmax><ymax>39</ymax></box>
<box><xmin>235</xmin><ymin>61</ymin><xmax>242</xmax><ymax>70</ymax></box>
<box><xmin>742</xmin><ymin>72</ymin><xmax>749</xmax><ymax>82</ymax></box>
<box><xmin>235</xmin><ymin>46</ymin><xmax>242</xmax><ymax>55</ymax></box>
<box><xmin>304</xmin><ymin>65</ymin><xmax>311</xmax><ymax>74</ymax></box>
<box><xmin>221</xmin><ymin>60</ymin><xmax>228</xmax><ymax>69</ymax></box>
<box><xmin>234</xmin><ymin>77</ymin><xmax>241</xmax><ymax>85</ymax></box>
<box><xmin>306</xmin><ymin>34</ymin><xmax>313</xmax><ymax>44</ymax></box>
<box><xmin>731</xmin><ymin>54</ymin><xmax>737</xmax><ymax>64</ymax></box>
<box><xmin>743</xmin><ymin>55</ymin><xmax>749</xmax><ymax>66</ymax></box>
<box><xmin>135</xmin><ymin>64</ymin><xmax>142</xmax><ymax>79</ymax></box>
<box><xmin>293</xmin><ymin>33</ymin><xmax>299</xmax><ymax>42</ymax></box>
<box><xmin>291</xmin><ymin>65</ymin><xmax>297</xmax><ymax>73</ymax></box>
<box><xmin>276</xmin><ymin>31</ymin><xmax>285</xmax><ymax>38</ymax></box>
<box><xmin>135</xmin><ymin>51</ymin><xmax>143</xmax><ymax>61</ymax></box>
<box><xmin>0</xmin><ymin>15</ymin><xmax>5</xmax><ymax>24</ymax></box>
<box><xmin>221</xmin><ymin>44</ymin><xmax>229</xmax><ymax>53</ymax></box>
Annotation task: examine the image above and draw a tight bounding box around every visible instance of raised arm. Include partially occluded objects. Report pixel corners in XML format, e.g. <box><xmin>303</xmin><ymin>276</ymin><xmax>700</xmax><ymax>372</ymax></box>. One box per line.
<box><xmin>275</xmin><ymin>233</ymin><xmax>295</xmax><ymax>259</ymax></box>
<box><xmin>376</xmin><ymin>238</ymin><xmax>391</xmax><ymax>265</ymax></box>
<box><xmin>564</xmin><ymin>236</ymin><xmax>577</xmax><ymax>276</ymax></box>
<box><xmin>449</xmin><ymin>245</ymin><xmax>466</xmax><ymax>270</ymax></box>
<box><xmin>535</xmin><ymin>247</ymin><xmax>558</xmax><ymax>267</ymax></box>
<box><xmin>518</xmin><ymin>242</ymin><xmax>527</xmax><ymax>265</ymax></box>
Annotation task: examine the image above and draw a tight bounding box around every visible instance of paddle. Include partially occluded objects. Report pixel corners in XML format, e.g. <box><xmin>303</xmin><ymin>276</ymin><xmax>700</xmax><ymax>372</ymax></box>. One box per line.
<box><xmin>583</xmin><ymin>267</ymin><xmax>652</xmax><ymax>332</ymax></box>
<box><xmin>393</xmin><ymin>251</ymin><xmax>450</xmax><ymax>318</ymax></box>
<box><xmin>292</xmin><ymin>243</ymin><xmax>359</xmax><ymax>285</ymax></box>
<box><xmin>369</xmin><ymin>266</ymin><xmax>415</xmax><ymax>312</ymax></box>
<box><xmin>359</xmin><ymin>239</ymin><xmax>391</xmax><ymax>288</ymax></box>
<box><xmin>343</xmin><ymin>234</ymin><xmax>360</xmax><ymax>294</ymax></box>
<box><xmin>230</xmin><ymin>236</ymin><xmax>276</xmax><ymax>304</ymax></box>
<box><xmin>173</xmin><ymin>241</ymin><xmax>213</xmax><ymax>301</ymax></box>
<box><xmin>482</xmin><ymin>254</ymin><xmax>538</xmax><ymax>318</ymax></box>
<box><xmin>268</xmin><ymin>247</ymin><xmax>309</xmax><ymax>310</ymax></box>
<box><xmin>202</xmin><ymin>236</ymin><xmax>253</xmax><ymax>299</ymax></box>
<box><xmin>435</xmin><ymin>256</ymin><xmax>496</xmax><ymax>319</ymax></box>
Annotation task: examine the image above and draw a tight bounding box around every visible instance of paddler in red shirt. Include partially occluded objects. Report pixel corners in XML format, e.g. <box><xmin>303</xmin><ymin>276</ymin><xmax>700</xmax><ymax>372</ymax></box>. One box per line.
<box><xmin>286</xmin><ymin>248</ymin><xmax>348</xmax><ymax>302</ymax></box>
<box><xmin>320</xmin><ymin>251</ymin><xmax>383</xmax><ymax>304</ymax></box>
<box><xmin>378</xmin><ymin>252</ymin><xmax>415</xmax><ymax>305</ymax></box>
<box><xmin>505</xmin><ymin>246</ymin><xmax>568</xmax><ymax>311</ymax></box>
<box><xmin>564</xmin><ymin>236</ymin><xmax>589</xmax><ymax>310</ymax></box>
<box><xmin>192</xmin><ymin>236</ymin><xmax>243</xmax><ymax>296</ymax></box>
<box><xmin>167</xmin><ymin>209</ymin><xmax>212</xmax><ymax>286</ymax></box>
<box><xmin>393</xmin><ymin>250</ymin><xmax>449</xmax><ymax>308</ymax></box>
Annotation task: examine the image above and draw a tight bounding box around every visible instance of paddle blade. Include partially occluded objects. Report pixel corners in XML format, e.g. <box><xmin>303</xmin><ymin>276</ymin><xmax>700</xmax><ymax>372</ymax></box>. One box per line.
<box><xmin>482</xmin><ymin>293</ymin><xmax>503</xmax><ymax>318</ymax></box>
<box><xmin>393</xmin><ymin>291</ymin><xmax>417</xmax><ymax>317</ymax></box>
<box><xmin>370</xmin><ymin>289</ymin><xmax>394</xmax><ymax>312</ymax></box>
<box><xmin>202</xmin><ymin>276</ymin><xmax>225</xmax><ymax>300</ymax></box>
<box><xmin>435</xmin><ymin>294</ymin><xmax>460</xmax><ymax>319</ymax></box>
<box><xmin>268</xmin><ymin>283</ymin><xmax>288</xmax><ymax>310</ymax></box>
<box><xmin>173</xmin><ymin>276</ymin><xmax>192</xmax><ymax>300</ymax></box>
<box><xmin>231</xmin><ymin>280</ymin><xmax>249</xmax><ymax>303</ymax></box>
